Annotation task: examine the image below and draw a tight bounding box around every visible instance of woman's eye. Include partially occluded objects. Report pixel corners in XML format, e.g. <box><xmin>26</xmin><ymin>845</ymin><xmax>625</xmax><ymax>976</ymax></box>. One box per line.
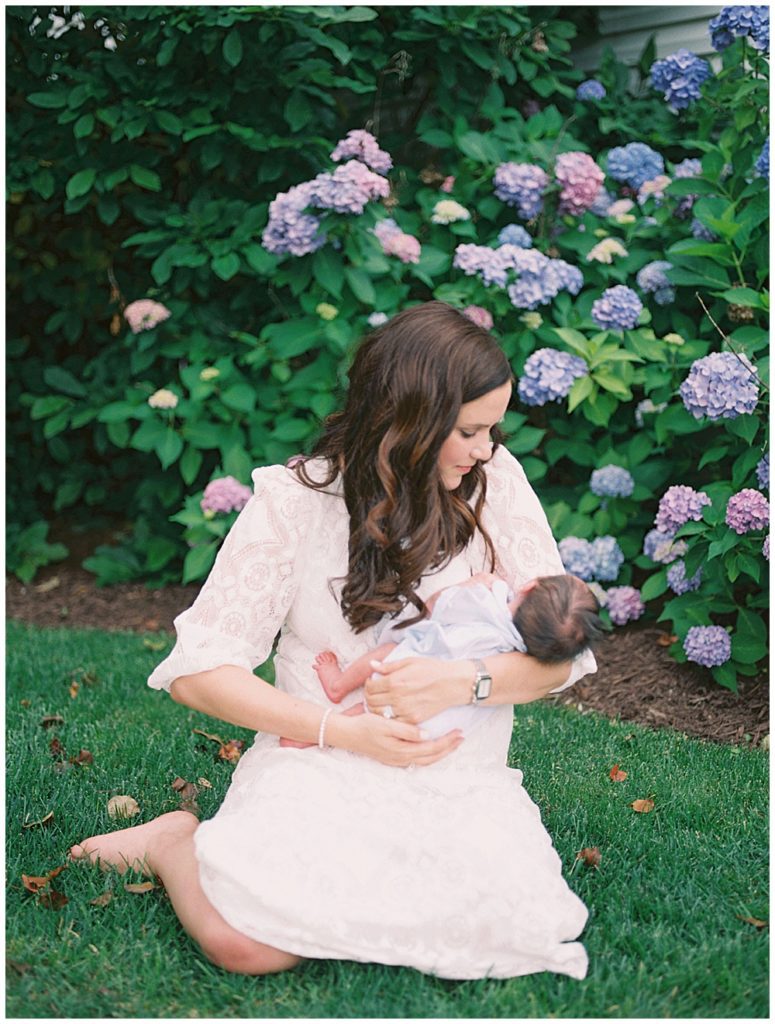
<box><xmin>459</xmin><ymin>430</ymin><xmax>475</xmax><ymax>439</ymax></box>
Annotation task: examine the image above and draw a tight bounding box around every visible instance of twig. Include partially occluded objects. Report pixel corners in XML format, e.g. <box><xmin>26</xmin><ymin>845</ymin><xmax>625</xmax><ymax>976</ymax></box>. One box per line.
<box><xmin>695</xmin><ymin>292</ymin><xmax>769</xmax><ymax>393</ymax></box>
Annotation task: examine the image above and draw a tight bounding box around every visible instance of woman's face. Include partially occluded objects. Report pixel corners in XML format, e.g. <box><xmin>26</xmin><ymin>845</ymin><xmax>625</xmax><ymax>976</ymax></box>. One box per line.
<box><xmin>437</xmin><ymin>381</ymin><xmax>512</xmax><ymax>490</ymax></box>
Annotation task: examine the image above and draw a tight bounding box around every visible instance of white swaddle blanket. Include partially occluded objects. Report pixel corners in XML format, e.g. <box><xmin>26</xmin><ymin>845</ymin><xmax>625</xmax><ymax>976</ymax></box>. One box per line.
<box><xmin>375</xmin><ymin>579</ymin><xmax>526</xmax><ymax>738</ymax></box>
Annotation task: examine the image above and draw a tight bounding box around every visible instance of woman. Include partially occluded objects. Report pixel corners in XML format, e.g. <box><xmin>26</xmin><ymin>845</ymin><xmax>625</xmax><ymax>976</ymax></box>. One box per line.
<box><xmin>72</xmin><ymin>302</ymin><xmax>596</xmax><ymax>980</ymax></box>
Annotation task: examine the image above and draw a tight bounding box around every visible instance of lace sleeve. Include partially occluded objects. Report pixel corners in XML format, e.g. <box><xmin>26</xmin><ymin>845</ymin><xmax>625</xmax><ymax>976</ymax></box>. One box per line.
<box><xmin>148</xmin><ymin>464</ymin><xmax>316</xmax><ymax>692</ymax></box>
<box><xmin>481</xmin><ymin>446</ymin><xmax>597</xmax><ymax>692</ymax></box>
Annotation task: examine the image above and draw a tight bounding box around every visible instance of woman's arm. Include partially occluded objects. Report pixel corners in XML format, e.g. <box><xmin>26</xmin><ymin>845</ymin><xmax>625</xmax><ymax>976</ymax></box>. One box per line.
<box><xmin>170</xmin><ymin>664</ymin><xmax>464</xmax><ymax>767</ymax></box>
<box><xmin>364</xmin><ymin>651</ymin><xmax>570</xmax><ymax>724</ymax></box>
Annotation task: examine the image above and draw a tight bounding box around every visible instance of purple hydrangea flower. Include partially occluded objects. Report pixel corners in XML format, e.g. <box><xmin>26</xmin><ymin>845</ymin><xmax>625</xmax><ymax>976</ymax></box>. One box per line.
<box><xmin>755</xmin><ymin>137</ymin><xmax>769</xmax><ymax>180</ymax></box>
<box><xmin>201</xmin><ymin>476</ymin><xmax>252</xmax><ymax>515</ymax></box>
<box><xmin>683</xmin><ymin>625</ymin><xmax>732</xmax><ymax>668</ymax></box>
<box><xmin>591</xmin><ymin>535</ymin><xmax>625</xmax><ymax>581</ymax></box>
<box><xmin>461</xmin><ymin>305</ymin><xmax>494</xmax><ymax>330</ymax></box>
<box><xmin>453</xmin><ymin>244</ymin><xmax>509</xmax><ymax>287</ymax></box>
<box><xmin>493</xmin><ymin>162</ymin><xmax>549</xmax><ymax>219</ymax></box>
<box><xmin>655</xmin><ymin>485</ymin><xmax>712</xmax><ymax>535</ymax></box>
<box><xmin>330</xmin><ymin>130</ymin><xmax>392</xmax><ymax>174</ymax></box>
<box><xmin>308</xmin><ymin>160</ymin><xmax>390</xmax><ymax>214</ymax></box>
<box><xmin>709</xmin><ymin>5</ymin><xmax>769</xmax><ymax>53</ymax></box>
<box><xmin>635</xmin><ymin>399</ymin><xmax>668</xmax><ymax>427</ymax></box>
<box><xmin>674</xmin><ymin>158</ymin><xmax>703</xmax><ymax>178</ymax></box>
<box><xmin>558</xmin><ymin>537</ymin><xmax>597</xmax><ymax>581</ymax></box>
<box><xmin>764</xmin><ymin>535</ymin><xmax>770</xmax><ymax>560</ymax></box>
<box><xmin>679</xmin><ymin>352</ymin><xmax>759</xmax><ymax>420</ymax></box>
<box><xmin>643</xmin><ymin>528</ymin><xmax>687</xmax><ymax>564</ymax></box>
<box><xmin>607</xmin><ymin>143</ymin><xmax>665</xmax><ymax>189</ymax></box>
<box><xmin>725</xmin><ymin>489</ymin><xmax>770</xmax><ymax>534</ymax></box>
<box><xmin>590</xmin><ymin>465</ymin><xmax>635</xmax><ymax>498</ymax></box>
<box><xmin>756</xmin><ymin>453</ymin><xmax>768</xmax><ymax>490</ymax></box>
<box><xmin>636</xmin><ymin>260</ymin><xmax>675</xmax><ymax>306</ymax></box>
<box><xmin>667</xmin><ymin>560</ymin><xmax>703</xmax><ymax>594</ymax></box>
<box><xmin>606</xmin><ymin>586</ymin><xmax>645</xmax><ymax>625</ymax></box>
<box><xmin>691</xmin><ymin>218</ymin><xmax>717</xmax><ymax>241</ymax></box>
<box><xmin>555</xmin><ymin>152</ymin><xmax>605</xmax><ymax>215</ymax></box>
<box><xmin>650</xmin><ymin>50</ymin><xmax>712</xmax><ymax>110</ymax></box>
<box><xmin>497</xmin><ymin>224</ymin><xmax>533</xmax><ymax>248</ymax></box>
<box><xmin>509</xmin><ymin>255</ymin><xmax>583</xmax><ymax>309</ymax></box>
<box><xmin>517</xmin><ymin>348</ymin><xmax>588</xmax><ymax>406</ymax></box>
<box><xmin>591</xmin><ymin>285</ymin><xmax>643</xmax><ymax>330</ymax></box>
<box><xmin>261</xmin><ymin>181</ymin><xmax>326</xmax><ymax>257</ymax></box>
<box><xmin>576</xmin><ymin>79</ymin><xmax>607</xmax><ymax>101</ymax></box>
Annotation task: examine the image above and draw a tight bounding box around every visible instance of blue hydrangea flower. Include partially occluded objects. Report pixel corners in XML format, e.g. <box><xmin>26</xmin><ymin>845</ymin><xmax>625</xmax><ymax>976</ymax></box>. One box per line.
<box><xmin>589</xmin><ymin>187</ymin><xmax>616</xmax><ymax>216</ymax></box>
<box><xmin>655</xmin><ymin>486</ymin><xmax>711</xmax><ymax>536</ymax></box>
<box><xmin>453</xmin><ymin>244</ymin><xmax>511</xmax><ymax>288</ymax></box>
<box><xmin>650</xmin><ymin>50</ymin><xmax>712</xmax><ymax>110</ymax></box>
<box><xmin>493</xmin><ymin>162</ymin><xmax>549</xmax><ymax>219</ymax></box>
<box><xmin>755</xmin><ymin>137</ymin><xmax>769</xmax><ymax>180</ymax></box>
<box><xmin>261</xmin><ymin>181</ymin><xmax>326</xmax><ymax>257</ymax></box>
<box><xmin>558</xmin><ymin>537</ymin><xmax>597</xmax><ymax>581</ymax></box>
<box><xmin>636</xmin><ymin>261</ymin><xmax>675</xmax><ymax>306</ymax></box>
<box><xmin>756</xmin><ymin>453</ymin><xmax>769</xmax><ymax>490</ymax></box>
<box><xmin>576</xmin><ymin>79</ymin><xmax>607</xmax><ymax>100</ymax></box>
<box><xmin>683</xmin><ymin>625</ymin><xmax>732</xmax><ymax>667</ymax></box>
<box><xmin>607</xmin><ymin>143</ymin><xmax>665</xmax><ymax>188</ymax></box>
<box><xmin>497</xmin><ymin>224</ymin><xmax>533</xmax><ymax>248</ymax></box>
<box><xmin>517</xmin><ymin>348</ymin><xmax>588</xmax><ymax>406</ymax></box>
<box><xmin>667</xmin><ymin>560</ymin><xmax>703</xmax><ymax>594</ymax></box>
<box><xmin>679</xmin><ymin>352</ymin><xmax>759</xmax><ymax>420</ymax></box>
<box><xmin>691</xmin><ymin>218</ymin><xmax>717</xmax><ymax>241</ymax></box>
<box><xmin>590</xmin><ymin>465</ymin><xmax>635</xmax><ymax>498</ymax></box>
<box><xmin>606</xmin><ymin>586</ymin><xmax>645</xmax><ymax>625</ymax></box>
<box><xmin>709</xmin><ymin>5</ymin><xmax>769</xmax><ymax>53</ymax></box>
<box><xmin>643</xmin><ymin>528</ymin><xmax>687</xmax><ymax>564</ymax></box>
<box><xmin>591</xmin><ymin>536</ymin><xmax>625</xmax><ymax>581</ymax></box>
<box><xmin>591</xmin><ymin>285</ymin><xmax>643</xmax><ymax>330</ymax></box>
<box><xmin>674</xmin><ymin>157</ymin><xmax>703</xmax><ymax>178</ymax></box>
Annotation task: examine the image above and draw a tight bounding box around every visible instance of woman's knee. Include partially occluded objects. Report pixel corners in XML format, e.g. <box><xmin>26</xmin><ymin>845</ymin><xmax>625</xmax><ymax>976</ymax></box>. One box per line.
<box><xmin>200</xmin><ymin>927</ymin><xmax>299</xmax><ymax>975</ymax></box>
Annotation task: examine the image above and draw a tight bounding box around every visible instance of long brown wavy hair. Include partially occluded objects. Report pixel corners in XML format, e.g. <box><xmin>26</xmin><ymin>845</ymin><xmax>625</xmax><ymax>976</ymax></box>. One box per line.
<box><xmin>294</xmin><ymin>301</ymin><xmax>513</xmax><ymax>633</ymax></box>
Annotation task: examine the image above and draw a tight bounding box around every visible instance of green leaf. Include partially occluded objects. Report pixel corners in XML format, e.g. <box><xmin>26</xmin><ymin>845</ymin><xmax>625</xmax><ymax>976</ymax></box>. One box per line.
<box><xmin>505</xmin><ymin>426</ymin><xmax>545</xmax><ymax>456</ymax></box>
<box><xmin>457</xmin><ymin>131</ymin><xmax>502</xmax><ymax>165</ymax></box>
<box><xmin>65</xmin><ymin>168</ymin><xmax>96</xmax><ymax>200</ymax></box>
<box><xmin>155</xmin><ymin>429</ymin><xmax>184</xmax><ymax>469</ymax></box>
<box><xmin>551</xmin><ymin>327</ymin><xmax>589</xmax><ymax>356</ymax></box>
<box><xmin>155</xmin><ymin>109</ymin><xmax>183</xmax><ymax>134</ymax></box>
<box><xmin>243</xmin><ymin>244</ymin><xmax>277</xmax><ymax>275</ymax></box>
<box><xmin>344</xmin><ymin>266</ymin><xmax>376</xmax><ymax>305</ymax></box>
<box><xmin>43</xmin><ymin>366</ymin><xmax>87</xmax><ymax>398</ymax></box>
<box><xmin>592</xmin><ymin>369</ymin><xmax>631</xmax><ymax>399</ymax></box>
<box><xmin>27</xmin><ymin>91</ymin><xmax>68</xmax><ymax>109</ymax></box>
<box><xmin>284</xmin><ymin>90</ymin><xmax>313</xmax><ymax>131</ymax></box>
<box><xmin>129</xmin><ymin>165</ymin><xmax>162</xmax><ymax>192</ymax></box>
<box><xmin>419</xmin><ymin>128</ymin><xmax>453</xmax><ymax>148</ymax></box>
<box><xmin>221</xmin><ymin>383</ymin><xmax>255</xmax><ymax>413</ymax></box>
<box><xmin>223</xmin><ymin>28</ymin><xmax>243</xmax><ymax>67</ymax></box>
<box><xmin>73</xmin><ymin>113</ymin><xmax>95</xmax><ymax>138</ymax></box>
<box><xmin>211</xmin><ymin>252</ymin><xmax>241</xmax><ymax>281</ymax></box>
<box><xmin>717</xmin><ymin>287</ymin><xmax>766</xmax><ymax>310</ymax></box>
<box><xmin>183</xmin><ymin>542</ymin><xmax>219</xmax><ymax>584</ymax></box>
<box><xmin>724</xmin><ymin>414</ymin><xmax>759</xmax><ymax>445</ymax></box>
<box><xmin>264</xmin><ymin>318</ymin><xmax>321</xmax><ymax>359</ymax></box>
<box><xmin>736</xmin><ymin>606</ymin><xmax>767</xmax><ymax>643</ymax></box>
<box><xmin>567</xmin><ymin>375</ymin><xmax>594</xmax><ymax>413</ymax></box>
<box><xmin>313</xmin><ymin>248</ymin><xmax>344</xmax><ymax>298</ymax></box>
<box><xmin>30</xmin><ymin>396</ymin><xmax>70</xmax><ymax>420</ymax></box>
<box><xmin>179</xmin><ymin>445</ymin><xmax>203</xmax><ymax>485</ymax></box>
<box><xmin>272</xmin><ymin>418</ymin><xmax>314</xmax><ymax>442</ymax></box>
<box><xmin>710</xmin><ymin>661</ymin><xmax>738</xmax><ymax>692</ymax></box>
<box><xmin>640</xmin><ymin>570</ymin><xmax>668</xmax><ymax>602</ymax></box>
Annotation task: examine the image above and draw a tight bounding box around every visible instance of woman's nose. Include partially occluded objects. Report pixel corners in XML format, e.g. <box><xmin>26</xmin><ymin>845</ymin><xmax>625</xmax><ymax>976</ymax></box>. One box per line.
<box><xmin>470</xmin><ymin>439</ymin><xmax>494</xmax><ymax>459</ymax></box>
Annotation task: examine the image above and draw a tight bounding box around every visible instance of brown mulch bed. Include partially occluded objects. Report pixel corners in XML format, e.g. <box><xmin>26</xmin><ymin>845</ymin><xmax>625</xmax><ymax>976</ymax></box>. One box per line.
<box><xmin>6</xmin><ymin>567</ymin><xmax>769</xmax><ymax>748</ymax></box>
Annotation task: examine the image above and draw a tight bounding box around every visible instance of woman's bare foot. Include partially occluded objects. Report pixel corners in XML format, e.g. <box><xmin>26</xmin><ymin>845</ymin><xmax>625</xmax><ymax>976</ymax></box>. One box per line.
<box><xmin>70</xmin><ymin>810</ymin><xmax>198</xmax><ymax>875</ymax></box>
<box><xmin>314</xmin><ymin>651</ymin><xmax>346</xmax><ymax>702</ymax></box>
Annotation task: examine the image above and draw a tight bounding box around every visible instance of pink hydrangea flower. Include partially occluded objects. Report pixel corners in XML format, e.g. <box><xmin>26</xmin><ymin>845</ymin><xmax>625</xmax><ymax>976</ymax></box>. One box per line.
<box><xmin>555</xmin><ymin>152</ymin><xmax>605</xmax><ymax>215</ymax></box>
<box><xmin>200</xmin><ymin>476</ymin><xmax>252</xmax><ymax>516</ymax></box>
<box><xmin>124</xmin><ymin>299</ymin><xmax>171</xmax><ymax>334</ymax></box>
<box><xmin>725</xmin><ymin>489</ymin><xmax>769</xmax><ymax>535</ymax></box>
<box><xmin>330</xmin><ymin>130</ymin><xmax>392</xmax><ymax>175</ymax></box>
<box><xmin>440</xmin><ymin>176</ymin><xmax>455</xmax><ymax>193</ymax></box>
<box><xmin>462</xmin><ymin>305</ymin><xmax>494</xmax><ymax>330</ymax></box>
<box><xmin>373</xmin><ymin>219</ymin><xmax>421</xmax><ymax>264</ymax></box>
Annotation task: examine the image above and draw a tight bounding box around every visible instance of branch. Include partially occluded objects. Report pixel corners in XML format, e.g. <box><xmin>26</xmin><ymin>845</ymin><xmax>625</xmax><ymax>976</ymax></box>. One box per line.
<box><xmin>695</xmin><ymin>291</ymin><xmax>769</xmax><ymax>393</ymax></box>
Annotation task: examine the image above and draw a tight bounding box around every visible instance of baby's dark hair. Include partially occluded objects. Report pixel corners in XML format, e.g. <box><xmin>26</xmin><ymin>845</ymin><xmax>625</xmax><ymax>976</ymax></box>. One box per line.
<box><xmin>512</xmin><ymin>574</ymin><xmax>603</xmax><ymax>663</ymax></box>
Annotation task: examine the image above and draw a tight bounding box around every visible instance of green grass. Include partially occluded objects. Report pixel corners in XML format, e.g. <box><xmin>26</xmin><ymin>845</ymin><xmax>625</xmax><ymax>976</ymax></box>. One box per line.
<box><xmin>6</xmin><ymin>620</ymin><xmax>769</xmax><ymax>1019</ymax></box>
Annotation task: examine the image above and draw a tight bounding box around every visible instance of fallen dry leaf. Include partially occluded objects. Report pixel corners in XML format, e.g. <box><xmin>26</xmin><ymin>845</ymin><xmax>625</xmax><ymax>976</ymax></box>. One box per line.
<box><xmin>142</xmin><ymin>638</ymin><xmax>167</xmax><ymax>652</ymax></box>
<box><xmin>124</xmin><ymin>881</ymin><xmax>156</xmax><ymax>894</ymax></box>
<box><xmin>736</xmin><ymin>914</ymin><xmax>767</xmax><ymax>929</ymax></box>
<box><xmin>576</xmin><ymin>846</ymin><xmax>601</xmax><ymax>868</ymax></box>
<box><xmin>171</xmin><ymin>776</ymin><xmax>200</xmax><ymax>809</ymax></box>
<box><xmin>631</xmin><ymin>798</ymin><xmax>655</xmax><ymax>813</ymax></box>
<box><xmin>90</xmin><ymin>891</ymin><xmax>114</xmax><ymax>907</ymax></box>
<box><xmin>70</xmin><ymin>749</ymin><xmax>94</xmax><ymax>766</ymax></box>
<box><xmin>34</xmin><ymin>576</ymin><xmax>60</xmax><ymax>593</ymax></box>
<box><xmin>6</xmin><ymin>959</ymin><xmax>33</xmax><ymax>976</ymax></box>
<box><xmin>657</xmin><ymin>633</ymin><xmax>678</xmax><ymax>647</ymax></box>
<box><xmin>49</xmin><ymin>737</ymin><xmax>65</xmax><ymax>759</ymax></box>
<box><xmin>39</xmin><ymin>714</ymin><xmax>64</xmax><ymax>730</ymax></box>
<box><xmin>21</xmin><ymin>864</ymin><xmax>66</xmax><ymax>893</ymax></box>
<box><xmin>22</xmin><ymin>811</ymin><xmax>54</xmax><ymax>830</ymax></box>
<box><xmin>193</xmin><ymin>728</ymin><xmax>226</xmax><ymax>745</ymax></box>
<box><xmin>69</xmin><ymin>682</ymin><xmax>80</xmax><ymax>700</ymax></box>
<box><xmin>218</xmin><ymin>740</ymin><xmax>245</xmax><ymax>763</ymax></box>
<box><xmin>20</xmin><ymin>699</ymin><xmax>30</xmax><ymax>708</ymax></box>
<box><xmin>609</xmin><ymin>764</ymin><xmax>628</xmax><ymax>783</ymax></box>
<box><xmin>38</xmin><ymin>889</ymin><xmax>68</xmax><ymax>910</ymax></box>
<box><xmin>197</xmin><ymin>777</ymin><xmax>213</xmax><ymax>789</ymax></box>
<box><xmin>107</xmin><ymin>795</ymin><xmax>140</xmax><ymax>819</ymax></box>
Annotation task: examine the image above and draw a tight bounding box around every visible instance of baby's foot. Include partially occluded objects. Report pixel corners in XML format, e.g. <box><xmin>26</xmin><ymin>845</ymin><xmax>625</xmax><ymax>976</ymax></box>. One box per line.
<box><xmin>314</xmin><ymin>651</ymin><xmax>346</xmax><ymax>702</ymax></box>
<box><xmin>69</xmin><ymin>810</ymin><xmax>197</xmax><ymax>875</ymax></box>
<box><xmin>279</xmin><ymin>737</ymin><xmax>314</xmax><ymax>749</ymax></box>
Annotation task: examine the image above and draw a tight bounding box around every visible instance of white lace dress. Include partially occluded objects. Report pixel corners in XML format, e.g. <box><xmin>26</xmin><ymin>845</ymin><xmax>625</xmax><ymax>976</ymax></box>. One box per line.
<box><xmin>148</xmin><ymin>447</ymin><xmax>596</xmax><ymax>980</ymax></box>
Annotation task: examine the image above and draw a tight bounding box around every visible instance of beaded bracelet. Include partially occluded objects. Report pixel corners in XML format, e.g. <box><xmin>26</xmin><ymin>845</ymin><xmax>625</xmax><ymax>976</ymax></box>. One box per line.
<box><xmin>318</xmin><ymin>707</ymin><xmax>334</xmax><ymax>749</ymax></box>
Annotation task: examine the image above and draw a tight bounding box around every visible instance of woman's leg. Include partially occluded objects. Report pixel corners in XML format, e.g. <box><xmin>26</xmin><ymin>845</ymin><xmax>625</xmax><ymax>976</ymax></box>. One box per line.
<box><xmin>70</xmin><ymin>811</ymin><xmax>301</xmax><ymax>975</ymax></box>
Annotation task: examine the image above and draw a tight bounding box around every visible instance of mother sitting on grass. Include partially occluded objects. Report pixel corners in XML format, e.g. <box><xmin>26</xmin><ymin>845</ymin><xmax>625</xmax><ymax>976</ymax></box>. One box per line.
<box><xmin>72</xmin><ymin>301</ymin><xmax>596</xmax><ymax>980</ymax></box>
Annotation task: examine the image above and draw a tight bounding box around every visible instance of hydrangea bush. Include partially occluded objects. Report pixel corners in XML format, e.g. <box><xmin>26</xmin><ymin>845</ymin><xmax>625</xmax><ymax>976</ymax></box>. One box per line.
<box><xmin>8</xmin><ymin>7</ymin><xmax>768</xmax><ymax>687</ymax></box>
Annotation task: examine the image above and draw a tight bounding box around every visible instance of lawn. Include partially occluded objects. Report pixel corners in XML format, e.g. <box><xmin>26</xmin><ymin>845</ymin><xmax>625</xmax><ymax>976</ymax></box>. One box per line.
<box><xmin>6</xmin><ymin>621</ymin><xmax>769</xmax><ymax>1019</ymax></box>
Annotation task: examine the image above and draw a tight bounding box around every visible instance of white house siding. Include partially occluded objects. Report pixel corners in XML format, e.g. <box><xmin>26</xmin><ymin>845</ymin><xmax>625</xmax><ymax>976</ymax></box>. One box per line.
<box><xmin>571</xmin><ymin>5</ymin><xmax>724</xmax><ymax>71</ymax></box>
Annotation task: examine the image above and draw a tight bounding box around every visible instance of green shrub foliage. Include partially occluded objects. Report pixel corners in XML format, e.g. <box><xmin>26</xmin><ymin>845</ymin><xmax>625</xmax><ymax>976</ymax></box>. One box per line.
<box><xmin>8</xmin><ymin>7</ymin><xmax>768</xmax><ymax>686</ymax></box>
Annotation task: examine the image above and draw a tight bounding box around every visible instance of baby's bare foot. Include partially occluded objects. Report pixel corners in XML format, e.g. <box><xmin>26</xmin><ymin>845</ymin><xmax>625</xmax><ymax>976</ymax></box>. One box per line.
<box><xmin>314</xmin><ymin>651</ymin><xmax>345</xmax><ymax>702</ymax></box>
<box><xmin>70</xmin><ymin>810</ymin><xmax>197</xmax><ymax>875</ymax></box>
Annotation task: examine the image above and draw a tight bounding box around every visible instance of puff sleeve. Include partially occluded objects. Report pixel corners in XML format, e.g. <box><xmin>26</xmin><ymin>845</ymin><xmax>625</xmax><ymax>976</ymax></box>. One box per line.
<box><xmin>480</xmin><ymin>445</ymin><xmax>597</xmax><ymax>693</ymax></box>
<box><xmin>148</xmin><ymin>465</ymin><xmax>317</xmax><ymax>692</ymax></box>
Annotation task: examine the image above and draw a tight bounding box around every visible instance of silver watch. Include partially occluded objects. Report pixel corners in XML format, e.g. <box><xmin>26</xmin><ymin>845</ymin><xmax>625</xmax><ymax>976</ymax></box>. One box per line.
<box><xmin>471</xmin><ymin>658</ymin><xmax>492</xmax><ymax>703</ymax></box>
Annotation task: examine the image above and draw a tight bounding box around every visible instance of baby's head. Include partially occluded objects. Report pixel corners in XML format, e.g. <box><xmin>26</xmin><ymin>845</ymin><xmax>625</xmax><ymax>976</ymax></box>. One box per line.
<box><xmin>509</xmin><ymin>574</ymin><xmax>603</xmax><ymax>663</ymax></box>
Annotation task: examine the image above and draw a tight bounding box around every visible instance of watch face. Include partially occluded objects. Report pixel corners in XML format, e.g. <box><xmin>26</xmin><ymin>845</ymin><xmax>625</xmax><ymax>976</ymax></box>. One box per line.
<box><xmin>476</xmin><ymin>675</ymin><xmax>492</xmax><ymax>700</ymax></box>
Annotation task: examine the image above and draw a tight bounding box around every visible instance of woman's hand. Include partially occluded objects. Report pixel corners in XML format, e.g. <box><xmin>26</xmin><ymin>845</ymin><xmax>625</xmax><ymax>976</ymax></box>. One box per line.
<box><xmin>364</xmin><ymin>656</ymin><xmax>472</xmax><ymax>724</ymax></box>
<box><xmin>329</xmin><ymin>708</ymin><xmax>463</xmax><ymax>767</ymax></box>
